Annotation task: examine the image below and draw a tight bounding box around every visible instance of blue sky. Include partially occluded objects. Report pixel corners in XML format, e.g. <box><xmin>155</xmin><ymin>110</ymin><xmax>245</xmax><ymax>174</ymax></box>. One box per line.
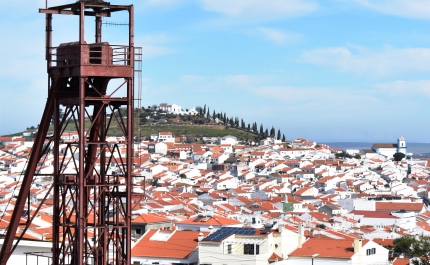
<box><xmin>1</xmin><ymin>0</ymin><xmax>430</xmax><ymax>143</ymax></box>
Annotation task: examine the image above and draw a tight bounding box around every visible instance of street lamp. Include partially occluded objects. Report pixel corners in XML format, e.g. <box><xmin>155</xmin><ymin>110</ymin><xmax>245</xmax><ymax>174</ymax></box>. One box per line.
<box><xmin>312</xmin><ymin>254</ymin><xmax>319</xmax><ymax>265</ymax></box>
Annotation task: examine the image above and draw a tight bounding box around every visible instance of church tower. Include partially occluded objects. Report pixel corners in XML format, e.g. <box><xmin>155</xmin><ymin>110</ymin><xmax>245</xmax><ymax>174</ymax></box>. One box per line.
<box><xmin>397</xmin><ymin>136</ymin><xmax>407</xmax><ymax>154</ymax></box>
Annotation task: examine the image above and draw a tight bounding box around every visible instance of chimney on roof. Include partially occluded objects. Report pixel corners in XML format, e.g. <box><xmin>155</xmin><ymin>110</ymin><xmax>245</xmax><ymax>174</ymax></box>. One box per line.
<box><xmin>198</xmin><ymin>231</ymin><xmax>204</xmax><ymax>241</ymax></box>
<box><xmin>354</xmin><ymin>238</ymin><xmax>362</xmax><ymax>253</ymax></box>
<box><xmin>298</xmin><ymin>222</ymin><xmax>305</xmax><ymax>248</ymax></box>
<box><xmin>298</xmin><ymin>222</ymin><xmax>304</xmax><ymax>237</ymax></box>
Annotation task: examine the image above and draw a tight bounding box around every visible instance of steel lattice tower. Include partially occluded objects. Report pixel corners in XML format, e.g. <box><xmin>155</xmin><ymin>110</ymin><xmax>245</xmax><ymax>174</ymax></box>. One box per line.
<box><xmin>0</xmin><ymin>2</ymin><xmax>141</xmax><ymax>265</ymax></box>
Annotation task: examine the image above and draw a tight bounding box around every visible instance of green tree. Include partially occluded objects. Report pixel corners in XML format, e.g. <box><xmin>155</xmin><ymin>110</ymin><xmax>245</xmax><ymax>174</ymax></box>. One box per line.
<box><xmin>260</xmin><ymin>124</ymin><xmax>264</xmax><ymax>134</ymax></box>
<box><xmin>203</xmin><ymin>104</ymin><xmax>206</xmax><ymax>115</ymax></box>
<box><xmin>393</xmin><ymin>236</ymin><xmax>430</xmax><ymax>264</ymax></box>
<box><xmin>282</xmin><ymin>134</ymin><xmax>286</xmax><ymax>142</ymax></box>
<box><xmin>270</xmin><ymin>126</ymin><xmax>275</xmax><ymax>138</ymax></box>
<box><xmin>196</xmin><ymin>106</ymin><xmax>203</xmax><ymax>115</ymax></box>
<box><xmin>393</xmin><ymin>152</ymin><xmax>406</xmax><ymax>161</ymax></box>
<box><xmin>316</xmin><ymin>224</ymin><xmax>326</xmax><ymax>229</ymax></box>
<box><xmin>335</xmin><ymin>151</ymin><xmax>353</xmax><ymax>159</ymax></box>
<box><xmin>150</xmin><ymin>179</ymin><xmax>160</xmax><ymax>187</ymax></box>
<box><xmin>277</xmin><ymin>129</ymin><xmax>281</xmax><ymax>140</ymax></box>
<box><xmin>139</xmin><ymin>113</ymin><xmax>147</xmax><ymax>123</ymax></box>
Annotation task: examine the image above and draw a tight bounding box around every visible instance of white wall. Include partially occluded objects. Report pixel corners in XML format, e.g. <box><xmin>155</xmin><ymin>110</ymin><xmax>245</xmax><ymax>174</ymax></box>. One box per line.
<box><xmin>0</xmin><ymin>240</ymin><xmax>52</xmax><ymax>264</ymax></box>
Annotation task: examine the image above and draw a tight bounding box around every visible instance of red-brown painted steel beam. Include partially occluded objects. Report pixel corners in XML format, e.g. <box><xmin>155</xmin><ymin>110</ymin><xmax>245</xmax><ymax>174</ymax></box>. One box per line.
<box><xmin>0</xmin><ymin>88</ymin><xmax>55</xmax><ymax>265</ymax></box>
<box><xmin>39</xmin><ymin>9</ymin><xmax>111</xmax><ymax>17</ymax></box>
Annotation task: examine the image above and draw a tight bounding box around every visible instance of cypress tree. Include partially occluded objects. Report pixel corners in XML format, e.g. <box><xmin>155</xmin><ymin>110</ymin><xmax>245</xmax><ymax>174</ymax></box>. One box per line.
<box><xmin>270</xmin><ymin>126</ymin><xmax>275</xmax><ymax>137</ymax></box>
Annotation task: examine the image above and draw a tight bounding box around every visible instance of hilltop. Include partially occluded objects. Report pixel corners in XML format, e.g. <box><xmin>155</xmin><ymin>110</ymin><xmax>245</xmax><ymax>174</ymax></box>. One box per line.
<box><xmin>5</xmin><ymin>103</ymin><xmax>286</xmax><ymax>144</ymax></box>
<box><xmin>135</xmin><ymin>106</ymin><xmax>259</xmax><ymax>143</ymax></box>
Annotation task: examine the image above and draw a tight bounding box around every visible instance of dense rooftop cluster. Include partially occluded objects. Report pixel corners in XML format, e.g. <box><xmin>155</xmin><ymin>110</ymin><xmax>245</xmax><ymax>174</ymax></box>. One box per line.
<box><xmin>0</xmin><ymin>133</ymin><xmax>429</xmax><ymax>264</ymax></box>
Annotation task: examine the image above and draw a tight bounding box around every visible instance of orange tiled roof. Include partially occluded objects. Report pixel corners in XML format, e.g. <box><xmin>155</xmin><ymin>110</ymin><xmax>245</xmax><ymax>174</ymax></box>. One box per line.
<box><xmin>375</xmin><ymin>202</ymin><xmax>424</xmax><ymax>212</ymax></box>
<box><xmin>393</xmin><ymin>257</ymin><xmax>410</xmax><ymax>265</ymax></box>
<box><xmin>132</xmin><ymin>229</ymin><xmax>208</xmax><ymax>259</ymax></box>
<box><xmin>289</xmin><ymin>238</ymin><xmax>368</xmax><ymax>259</ymax></box>
<box><xmin>176</xmin><ymin>215</ymin><xmax>241</xmax><ymax>226</ymax></box>
<box><xmin>132</xmin><ymin>213</ymin><xmax>171</xmax><ymax>224</ymax></box>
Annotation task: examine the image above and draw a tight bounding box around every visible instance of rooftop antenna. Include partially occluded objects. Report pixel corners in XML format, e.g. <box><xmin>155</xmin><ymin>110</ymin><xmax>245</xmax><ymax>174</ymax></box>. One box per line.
<box><xmin>103</xmin><ymin>21</ymin><xmax>129</xmax><ymax>27</ymax></box>
<box><xmin>78</xmin><ymin>0</ymin><xmax>106</xmax><ymax>3</ymax></box>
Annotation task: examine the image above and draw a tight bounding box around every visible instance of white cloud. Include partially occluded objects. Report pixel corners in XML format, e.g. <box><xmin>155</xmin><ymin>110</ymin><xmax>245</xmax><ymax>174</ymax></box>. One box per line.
<box><xmin>198</xmin><ymin>0</ymin><xmax>318</xmax><ymax>23</ymax></box>
<box><xmin>0</xmin><ymin>0</ymin><xmax>68</xmax><ymax>10</ymax></box>
<box><xmin>352</xmin><ymin>0</ymin><xmax>430</xmax><ymax>19</ymax></box>
<box><xmin>302</xmin><ymin>46</ymin><xmax>430</xmax><ymax>76</ymax></box>
<box><xmin>135</xmin><ymin>0</ymin><xmax>186</xmax><ymax>12</ymax></box>
<box><xmin>256</xmin><ymin>27</ymin><xmax>301</xmax><ymax>45</ymax></box>
<box><xmin>375</xmin><ymin>80</ymin><xmax>430</xmax><ymax>97</ymax></box>
<box><xmin>177</xmin><ymin>73</ymin><xmax>381</xmax><ymax>113</ymax></box>
<box><xmin>224</xmin><ymin>74</ymin><xmax>274</xmax><ymax>88</ymax></box>
<box><xmin>137</xmin><ymin>34</ymin><xmax>174</xmax><ymax>44</ymax></box>
<box><xmin>177</xmin><ymin>74</ymin><xmax>275</xmax><ymax>92</ymax></box>
<box><xmin>135</xmin><ymin>34</ymin><xmax>176</xmax><ymax>60</ymax></box>
<box><xmin>250</xmin><ymin>85</ymin><xmax>381</xmax><ymax>112</ymax></box>
<box><xmin>181</xmin><ymin>75</ymin><xmax>207</xmax><ymax>83</ymax></box>
<box><xmin>144</xmin><ymin>0</ymin><xmax>182</xmax><ymax>5</ymax></box>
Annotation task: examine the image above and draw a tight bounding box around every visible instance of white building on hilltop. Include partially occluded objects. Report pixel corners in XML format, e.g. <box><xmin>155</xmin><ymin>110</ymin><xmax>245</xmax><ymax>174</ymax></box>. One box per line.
<box><xmin>365</xmin><ymin>136</ymin><xmax>408</xmax><ymax>158</ymax></box>
<box><xmin>397</xmin><ymin>136</ymin><xmax>407</xmax><ymax>154</ymax></box>
<box><xmin>158</xmin><ymin>103</ymin><xmax>198</xmax><ymax>115</ymax></box>
<box><xmin>159</xmin><ymin>103</ymin><xmax>181</xmax><ymax>113</ymax></box>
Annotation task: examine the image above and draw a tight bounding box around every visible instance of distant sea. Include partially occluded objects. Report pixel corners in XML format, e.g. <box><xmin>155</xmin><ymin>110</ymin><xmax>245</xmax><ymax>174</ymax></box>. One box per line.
<box><xmin>321</xmin><ymin>142</ymin><xmax>430</xmax><ymax>158</ymax></box>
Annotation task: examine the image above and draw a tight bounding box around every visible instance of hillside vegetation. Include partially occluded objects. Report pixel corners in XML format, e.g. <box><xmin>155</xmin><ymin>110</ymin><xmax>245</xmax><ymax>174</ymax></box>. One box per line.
<box><xmin>6</xmin><ymin>104</ymin><xmax>287</xmax><ymax>143</ymax></box>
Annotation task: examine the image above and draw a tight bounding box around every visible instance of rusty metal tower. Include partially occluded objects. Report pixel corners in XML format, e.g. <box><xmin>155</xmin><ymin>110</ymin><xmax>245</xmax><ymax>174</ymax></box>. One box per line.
<box><xmin>0</xmin><ymin>1</ymin><xmax>141</xmax><ymax>265</ymax></box>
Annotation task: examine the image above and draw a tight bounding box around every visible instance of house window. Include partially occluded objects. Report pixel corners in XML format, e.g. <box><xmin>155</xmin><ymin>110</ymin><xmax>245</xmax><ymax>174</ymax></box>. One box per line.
<box><xmin>366</xmin><ymin>248</ymin><xmax>376</xmax><ymax>255</ymax></box>
<box><xmin>136</xmin><ymin>229</ymin><xmax>142</xmax><ymax>235</ymax></box>
<box><xmin>227</xmin><ymin>244</ymin><xmax>232</xmax><ymax>254</ymax></box>
<box><xmin>244</xmin><ymin>244</ymin><xmax>259</xmax><ymax>255</ymax></box>
<box><xmin>244</xmin><ymin>244</ymin><xmax>254</xmax><ymax>255</ymax></box>
<box><xmin>252</xmin><ymin>218</ymin><xmax>256</xmax><ymax>224</ymax></box>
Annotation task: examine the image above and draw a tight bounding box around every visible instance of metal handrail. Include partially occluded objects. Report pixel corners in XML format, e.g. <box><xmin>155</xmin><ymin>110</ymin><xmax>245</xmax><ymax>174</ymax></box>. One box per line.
<box><xmin>48</xmin><ymin>43</ymin><xmax>135</xmax><ymax>68</ymax></box>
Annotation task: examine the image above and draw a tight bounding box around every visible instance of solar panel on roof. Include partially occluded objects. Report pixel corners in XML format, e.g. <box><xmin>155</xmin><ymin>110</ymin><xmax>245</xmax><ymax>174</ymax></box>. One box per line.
<box><xmin>202</xmin><ymin>227</ymin><xmax>257</xmax><ymax>241</ymax></box>
<box><xmin>261</xmin><ymin>227</ymin><xmax>271</xmax><ymax>234</ymax></box>
<box><xmin>193</xmin><ymin>216</ymin><xmax>204</xmax><ymax>222</ymax></box>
